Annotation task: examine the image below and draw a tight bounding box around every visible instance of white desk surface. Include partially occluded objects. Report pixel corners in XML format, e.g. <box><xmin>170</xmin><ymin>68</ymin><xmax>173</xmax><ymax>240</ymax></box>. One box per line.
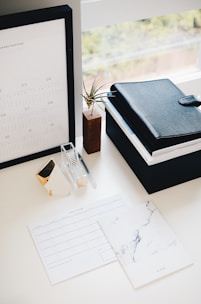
<box><xmin>1</xmin><ymin>126</ymin><xmax>201</xmax><ymax>304</ymax></box>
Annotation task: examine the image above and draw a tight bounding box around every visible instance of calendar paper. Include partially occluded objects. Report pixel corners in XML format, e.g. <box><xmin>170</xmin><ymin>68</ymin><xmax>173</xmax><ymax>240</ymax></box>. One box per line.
<box><xmin>0</xmin><ymin>6</ymin><xmax>75</xmax><ymax>168</ymax></box>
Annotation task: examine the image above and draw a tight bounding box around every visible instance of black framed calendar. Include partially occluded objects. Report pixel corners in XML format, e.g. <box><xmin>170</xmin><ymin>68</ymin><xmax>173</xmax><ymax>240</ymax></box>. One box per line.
<box><xmin>0</xmin><ymin>5</ymin><xmax>75</xmax><ymax>169</ymax></box>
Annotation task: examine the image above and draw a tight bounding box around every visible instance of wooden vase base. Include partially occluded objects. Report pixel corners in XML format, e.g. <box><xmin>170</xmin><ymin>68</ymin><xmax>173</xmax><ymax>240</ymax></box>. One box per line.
<box><xmin>83</xmin><ymin>109</ymin><xmax>101</xmax><ymax>154</ymax></box>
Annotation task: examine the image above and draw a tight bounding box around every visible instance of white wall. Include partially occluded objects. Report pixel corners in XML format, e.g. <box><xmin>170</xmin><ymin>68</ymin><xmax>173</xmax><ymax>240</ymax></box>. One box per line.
<box><xmin>0</xmin><ymin>0</ymin><xmax>83</xmax><ymax>136</ymax></box>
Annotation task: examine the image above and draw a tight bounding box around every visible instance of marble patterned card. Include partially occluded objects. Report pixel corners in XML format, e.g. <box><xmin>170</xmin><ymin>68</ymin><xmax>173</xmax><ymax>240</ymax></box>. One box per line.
<box><xmin>99</xmin><ymin>201</ymin><xmax>193</xmax><ymax>288</ymax></box>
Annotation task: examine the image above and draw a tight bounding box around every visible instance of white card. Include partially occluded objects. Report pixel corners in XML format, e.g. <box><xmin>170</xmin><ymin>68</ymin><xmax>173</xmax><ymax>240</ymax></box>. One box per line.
<box><xmin>99</xmin><ymin>201</ymin><xmax>193</xmax><ymax>288</ymax></box>
<box><xmin>28</xmin><ymin>195</ymin><xmax>127</xmax><ymax>284</ymax></box>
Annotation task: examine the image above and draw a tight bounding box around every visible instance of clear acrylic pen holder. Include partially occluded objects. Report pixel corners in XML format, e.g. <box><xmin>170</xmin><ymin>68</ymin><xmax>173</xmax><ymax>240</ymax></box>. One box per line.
<box><xmin>61</xmin><ymin>142</ymin><xmax>88</xmax><ymax>188</ymax></box>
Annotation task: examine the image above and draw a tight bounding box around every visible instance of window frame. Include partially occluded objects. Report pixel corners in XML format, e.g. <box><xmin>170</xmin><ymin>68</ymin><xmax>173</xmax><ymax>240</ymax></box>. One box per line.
<box><xmin>81</xmin><ymin>0</ymin><xmax>201</xmax><ymax>31</ymax></box>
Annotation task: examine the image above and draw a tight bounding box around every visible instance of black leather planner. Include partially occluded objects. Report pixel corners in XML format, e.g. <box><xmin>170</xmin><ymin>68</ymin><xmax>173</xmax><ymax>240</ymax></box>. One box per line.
<box><xmin>109</xmin><ymin>79</ymin><xmax>201</xmax><ymax>153</ymax></box>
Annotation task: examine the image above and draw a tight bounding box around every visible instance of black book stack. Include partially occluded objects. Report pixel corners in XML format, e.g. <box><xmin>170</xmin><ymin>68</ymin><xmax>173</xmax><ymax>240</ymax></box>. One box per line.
<box><xmin>106</xmin><ymin>78</ymin><xmax>201</xmax><ymax>193</ymax></box>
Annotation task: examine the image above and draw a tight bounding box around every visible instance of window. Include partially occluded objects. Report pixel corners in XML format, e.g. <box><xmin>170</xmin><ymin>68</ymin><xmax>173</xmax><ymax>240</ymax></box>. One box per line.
<box><xmin>82</xmin><ymin>10</ymin><xmax>201</xmax><ymax>90</ymax></box>
<box><xmin>81</xmin><ymin>1</ymin><xmax>201</xmax><ymax>94</ymax></box>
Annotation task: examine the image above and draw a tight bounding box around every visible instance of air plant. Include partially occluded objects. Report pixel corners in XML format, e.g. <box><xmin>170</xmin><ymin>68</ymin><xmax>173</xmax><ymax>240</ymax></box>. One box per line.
<box><xmin>81</xmin><ymin>78</ymin><xmax>115</xmax><ymax>115</ymax></box>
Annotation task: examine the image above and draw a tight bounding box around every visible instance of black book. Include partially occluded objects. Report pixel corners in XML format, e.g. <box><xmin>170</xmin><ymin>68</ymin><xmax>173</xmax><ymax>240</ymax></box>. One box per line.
<box><xmin>108</xmin><ymin>79</ymin><xmax>201</xmax><ymax>153</ymax></box>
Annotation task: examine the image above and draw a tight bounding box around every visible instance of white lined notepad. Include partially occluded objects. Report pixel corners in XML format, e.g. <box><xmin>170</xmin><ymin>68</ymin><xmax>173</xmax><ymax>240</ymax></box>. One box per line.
<box><xmin>28</xmin><ymin>195</ymin><xmax>126</xmax><ymax>284</ymax></box>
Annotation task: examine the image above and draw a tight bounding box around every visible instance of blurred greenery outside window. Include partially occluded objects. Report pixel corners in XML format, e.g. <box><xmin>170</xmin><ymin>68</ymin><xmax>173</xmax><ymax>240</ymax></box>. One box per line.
<box><xmin>82</xmin><ymin>10</ymin><xmax>201</xmax><ymax>91</ymax></box>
